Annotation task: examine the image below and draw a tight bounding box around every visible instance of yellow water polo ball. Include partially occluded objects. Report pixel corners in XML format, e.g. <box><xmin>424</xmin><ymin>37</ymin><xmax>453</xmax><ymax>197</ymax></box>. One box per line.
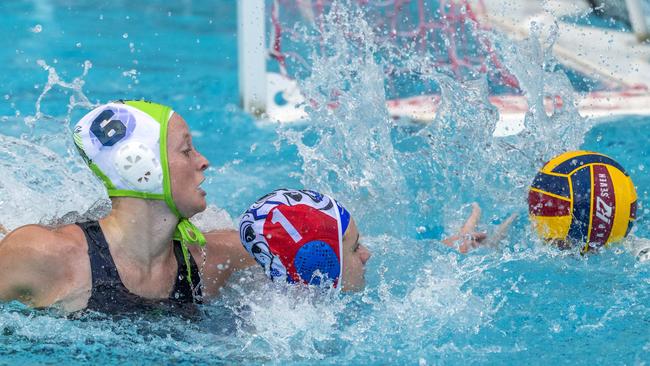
<box><xmin>528</xmin><ymin>150</ymin><xmax>637</xmax><ymax>252</ymax></box>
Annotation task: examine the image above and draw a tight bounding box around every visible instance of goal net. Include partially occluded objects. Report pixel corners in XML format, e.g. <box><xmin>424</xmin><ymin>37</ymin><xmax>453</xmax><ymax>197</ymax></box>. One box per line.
<box><xmin>266</xmin><ymin>0</ymin><xmax>519</xmax><ymax>100</ymax></box>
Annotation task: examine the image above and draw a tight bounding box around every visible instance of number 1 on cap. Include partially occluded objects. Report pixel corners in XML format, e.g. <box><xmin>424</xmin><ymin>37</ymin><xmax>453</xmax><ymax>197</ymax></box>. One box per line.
<box><xmin>271</xmin><ymin>208</ymin><xmax>303</xmax><ymax>243</ymax></box>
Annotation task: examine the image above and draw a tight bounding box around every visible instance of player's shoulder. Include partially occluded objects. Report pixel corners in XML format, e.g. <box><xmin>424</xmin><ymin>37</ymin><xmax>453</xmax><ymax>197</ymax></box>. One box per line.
<box><xmin>1</xmin><ymin>223</ymin><xmax>88</xmax><ymax>261</ymax></box>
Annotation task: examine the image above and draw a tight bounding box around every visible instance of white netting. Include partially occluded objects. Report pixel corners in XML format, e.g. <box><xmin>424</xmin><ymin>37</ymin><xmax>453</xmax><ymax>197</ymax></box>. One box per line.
<box><xmin>267</xmin><ymin>0</ymin><xmax>520</xmax><ymax>99</ymax></box>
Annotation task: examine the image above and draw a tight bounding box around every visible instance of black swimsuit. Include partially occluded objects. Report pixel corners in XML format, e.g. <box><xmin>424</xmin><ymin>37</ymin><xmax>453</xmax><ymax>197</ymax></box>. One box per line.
<box><xmin>77</xmin><ymin>221</ymin><xmax>202</xmax><ymax>316</ymax></box>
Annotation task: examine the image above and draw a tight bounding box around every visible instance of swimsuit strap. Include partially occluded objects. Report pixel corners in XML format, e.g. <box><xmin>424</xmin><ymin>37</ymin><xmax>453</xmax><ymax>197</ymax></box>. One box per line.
<box><xmin>78</xmin><ymin>220</ymin><xmax>129</xmax><ymax>294</ymax></box>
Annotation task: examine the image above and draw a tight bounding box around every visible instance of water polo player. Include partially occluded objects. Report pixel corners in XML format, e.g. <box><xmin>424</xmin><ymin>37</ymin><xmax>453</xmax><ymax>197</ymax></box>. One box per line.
<box><xmin>239</xmin><ymin>189</ymin><xmax>371</xmax><ymax>291</ymax></box>
<box><xmin>0</xmin><ymin>100</ymin><xmax>255</xmax><ymax>313</ymax></box>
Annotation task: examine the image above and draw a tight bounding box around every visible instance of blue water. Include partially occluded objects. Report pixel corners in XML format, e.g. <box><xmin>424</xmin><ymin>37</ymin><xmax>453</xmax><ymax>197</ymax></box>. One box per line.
<box><xmin>0</xmin><ymin>1</ymin><xmax>649</xmax><ymax>364</ymax></box>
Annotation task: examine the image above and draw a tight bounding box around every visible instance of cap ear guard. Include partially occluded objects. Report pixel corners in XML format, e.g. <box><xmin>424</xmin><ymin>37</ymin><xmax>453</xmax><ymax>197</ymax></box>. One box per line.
<box><xmin>113</xmin><ymin>141</ymin><xmax>163</xmax><ymax>192</ymax></box>
<box><xmin>294</xmin><ymin>240</ymin><xmax>341</xmax><ymax>286</ymax></box>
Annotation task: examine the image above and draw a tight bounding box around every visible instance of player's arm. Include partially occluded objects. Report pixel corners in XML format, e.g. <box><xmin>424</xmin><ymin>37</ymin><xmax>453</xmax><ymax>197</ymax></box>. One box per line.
<box><xmin>192</xmin><ymin>229</ymin><xmax>257</xmax><ymax>298</ymax></box>
<box><xmin>0</xmin><ymin>225</ymin><xmax>78</xmax><ymax>307</ymax></box>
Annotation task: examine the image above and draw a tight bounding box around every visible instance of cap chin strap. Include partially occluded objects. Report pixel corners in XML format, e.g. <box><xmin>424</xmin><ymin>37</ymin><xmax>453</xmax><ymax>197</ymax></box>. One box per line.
<box><xmin>162</xmin><ymin>176</ymin><xmax>206</xmax><ymax>289</ymax></box>
<box><xmin>162</xmin><ymin>190</ymin><xmax>206</xmax><ymax>287</ymax></box>
<box><xmin>173</xmin><ymin>217</ymin><xmax>206</xmax><ymax>286</ymax></box>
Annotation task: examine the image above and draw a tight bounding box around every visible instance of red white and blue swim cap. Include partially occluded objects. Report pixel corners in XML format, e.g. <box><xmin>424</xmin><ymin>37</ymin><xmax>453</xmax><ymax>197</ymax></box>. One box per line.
<box><xmin>239</xmin><ymin>189</ymin><xmax>351</xmax><ymax>288</ymax></box>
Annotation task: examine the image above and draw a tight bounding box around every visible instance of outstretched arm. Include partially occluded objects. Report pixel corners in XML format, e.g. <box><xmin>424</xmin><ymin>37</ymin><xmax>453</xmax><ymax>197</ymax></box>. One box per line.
<box><xmin>442</xmin><ymin>203</ymin><xmax>517</xmax><ymax>253</ymax></box>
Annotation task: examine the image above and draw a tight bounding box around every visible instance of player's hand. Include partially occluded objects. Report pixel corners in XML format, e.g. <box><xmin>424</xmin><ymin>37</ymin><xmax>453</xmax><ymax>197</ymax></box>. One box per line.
<box><xmin>442</xmin><ymin>203</ymin><xmax>517</xmax><ymax>253</ymax></box>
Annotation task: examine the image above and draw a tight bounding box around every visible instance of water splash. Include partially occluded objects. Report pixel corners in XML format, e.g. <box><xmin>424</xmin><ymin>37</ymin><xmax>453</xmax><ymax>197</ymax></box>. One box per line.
<box><xmin>214</xmin><ymin>270</ymin><xmax>348</xmax><ymax>362</ymax></box>
<box><xmin>279</xmin><ymin>2</ymin><xmax>410</xmax><ymax>236</ymax></box>
<box><xmin>497</xmin><ymin>19</ymin><xmax>590</xmax><ymax>163</ymax></box>
<box><xmin>266</xmin><ymin>3</ymin><xmax>619</xmax><ymax>359</ymax></box>
<box><xmin>25</xmin><ymin>59</ymin><xmax>95</xmax><ymax>128</ymax></box>
<box><xmin>0</xmin><ymin>2</ymin><xmax>646</xmax><ymax>364</ymax></box>
<box><xmin>0</xmin><ymin>60</ymin><xmax>105</xmax><ymax>232</ymax></box>
<box><xmin>281</xmin><ymin>1</ymin><xmax>593</xmax><ymax>239</ymax></box>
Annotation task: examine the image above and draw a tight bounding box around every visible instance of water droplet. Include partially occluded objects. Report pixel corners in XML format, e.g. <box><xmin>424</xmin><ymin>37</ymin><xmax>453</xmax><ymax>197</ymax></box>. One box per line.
<box><xmin>76</xmin><ymin>42</ymin><xmax>82</xmax><ymax>48</ymax></box>
<box><xmin>30</xmin><ymin>24</ymin><xmax>42</xmax><ymax>33</ymax></box>
<box><xmin>122</xmin><ymin>33</ymin><xmax>128</xmax><ymax>39</ymax></box>
<box><xmin>639</xmin><ymin>164</ymin><xmax>645</xmax><ymax>171</ymax></box>
<box><xmin>99</xmin><ymin>14</ymin><xmax>103</xmax><ymax>20</ymax></box>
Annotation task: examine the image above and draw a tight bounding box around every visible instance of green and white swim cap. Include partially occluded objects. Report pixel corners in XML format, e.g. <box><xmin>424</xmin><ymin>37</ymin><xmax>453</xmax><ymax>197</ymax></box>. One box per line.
<box><xmin>74</xmin><ymin>100</ymin><xmax>170</xmax><ymax>198</ymax></box>
<box><xmin>73</xmin><ymin>100</ymin><xmax>205</xmax><ymax>280</ymax></box>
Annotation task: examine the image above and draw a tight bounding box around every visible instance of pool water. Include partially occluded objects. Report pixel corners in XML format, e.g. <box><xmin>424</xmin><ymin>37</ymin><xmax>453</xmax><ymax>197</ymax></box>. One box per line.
<box><xmin>0</xmin><ymin>1</ymin><xmax>649</xmax><ymax>364</ymax></box>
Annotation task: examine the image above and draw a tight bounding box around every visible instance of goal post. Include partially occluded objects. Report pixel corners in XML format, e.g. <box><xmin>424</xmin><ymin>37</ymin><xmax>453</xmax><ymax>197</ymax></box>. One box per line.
<box><xmin>237</xmin><ymin>0</ymin><xmax>267</xmax><ymax>116</ymax></box>
<box><xmin>624</xmin><ymin>0</ymin><xmax>650</xmax><ymax>42</ymax></box>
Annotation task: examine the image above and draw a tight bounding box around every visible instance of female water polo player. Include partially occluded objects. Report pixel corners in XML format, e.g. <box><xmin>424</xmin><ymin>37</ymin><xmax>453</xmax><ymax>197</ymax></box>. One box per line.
<box><xmin>238</xmin><ymin>189</ymin><xmax>502</xmax><ymax>290</ymax></box>
<box><xmin>239</xmin><ymin>189</ymin><xmax>371</xmax><ymax>291</ymax></box>
<box><xmin>0</xmin><ymin>100</ymin><xmax>255</xmax><ymax>313</ymax></box>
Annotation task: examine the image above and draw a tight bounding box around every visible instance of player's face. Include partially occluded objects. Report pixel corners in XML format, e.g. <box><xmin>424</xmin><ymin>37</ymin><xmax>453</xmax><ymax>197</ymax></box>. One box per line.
<box><xmin>341</xmin><ymin>219</ymin><xmax>371</xmax><ymax>291</ymax></box>
<box><xmin>167</xmin><ymin>113</ymin><xmax>210</xmax><ymax>217</ymax></box>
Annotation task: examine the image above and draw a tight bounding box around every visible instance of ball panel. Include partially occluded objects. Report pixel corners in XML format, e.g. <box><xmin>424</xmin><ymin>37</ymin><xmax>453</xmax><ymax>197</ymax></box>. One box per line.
<box><xmin>530</xmin><ymin>215</ymin><xmax>572</xmax><ymax>240</ymax></box>
<box><xmin>606</xmin><ymin>165</ymin><xmax>636</xmax><ymax>244</ymax></box>
<box><xmin>540</xmin><ymin>150</ymin><xmax>592</xmax><ymax>174</ymax></box>
<box><xmin>530</xmin><ymin>172</ymin><xmax>571</xmax><ymax>199</ymax></box>
<box><xmin>588</xmin><ymin>164</ymin><xmax>616</xmax><ymax>247</ymax></box>
<box><xmin>626</xmin><ymin>175</ymin><xmax>639</xmax><ymax>237</ymax></box>
<box><xmin>567</xmin><ymin>165</ymin><xmax>592</xmax><ymax>244</ymax></box>
<box><xmin>552</xmin><ymin>152</ymin><xmax>628</xmax><ymax>176</ymax></box>
<box><xmin>528</xmin><ymin>190</ymin><xmax>572</xmax><ymax>216</ymax></box>
<box><xmin>626</xmin><ymin>201</ymin><xmax>638</xmax><ymax>238</ymax></box>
